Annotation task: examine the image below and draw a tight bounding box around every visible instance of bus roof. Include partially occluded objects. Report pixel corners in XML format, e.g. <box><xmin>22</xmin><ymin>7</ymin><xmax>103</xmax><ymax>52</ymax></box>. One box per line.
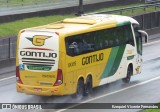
<box><xmin>27</xmin><ymin>14</ymin><xmax>139</xmax><ymax>37</ymax></box>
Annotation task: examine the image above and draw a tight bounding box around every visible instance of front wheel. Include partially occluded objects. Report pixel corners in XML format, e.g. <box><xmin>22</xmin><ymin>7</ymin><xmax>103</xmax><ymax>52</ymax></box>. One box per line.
<box><xmin>122</xmin><ymin>66</ymin><xmax>133</xmax><ymax>83</ymax></box>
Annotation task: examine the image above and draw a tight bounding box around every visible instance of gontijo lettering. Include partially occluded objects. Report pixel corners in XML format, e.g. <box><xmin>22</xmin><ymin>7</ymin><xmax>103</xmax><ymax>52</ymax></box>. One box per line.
<box><xmin>82</xmin><ymin>53</ymin><xmax>104</xmax><ymax>65</ymax></box>
<box><xmin>20</xmin><ymin>51</ymin><xmax>57</xmax><ymax>58</ymax></box>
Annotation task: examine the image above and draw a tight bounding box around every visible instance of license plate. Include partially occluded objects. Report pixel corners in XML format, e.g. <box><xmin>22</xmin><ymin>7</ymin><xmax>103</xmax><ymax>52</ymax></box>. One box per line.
<box><xmin>34</xmin><ymin>88</ymin><xmax>42</xmax><ymax>92</ymax></box>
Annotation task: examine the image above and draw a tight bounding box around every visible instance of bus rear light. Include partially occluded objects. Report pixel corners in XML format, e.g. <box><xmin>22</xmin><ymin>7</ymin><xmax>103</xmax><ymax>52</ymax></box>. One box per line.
<box><xmin>16</xmin><ymin>66</ymin><xmax>23</xmax><ymax>84</ymax></box>
<box><xmin>54</xmin><ymin>69</ymin><xmax>63</xmax><ymax>86</ymax></box>
<box><xmin>55</xmin><ymin>32</ymin><xmax>59</xmax><ymax>35</ymax></box>
<box><xmin>20</xmin><ymin>30</ymin><xmax>25</xmax><ymax>34</ymax></box>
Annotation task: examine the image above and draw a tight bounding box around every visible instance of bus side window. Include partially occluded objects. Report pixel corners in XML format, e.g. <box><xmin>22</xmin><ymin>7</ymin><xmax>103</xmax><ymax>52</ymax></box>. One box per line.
<box><xmin>124</xmin><ymin>25</ymin><xmax>135</xmax><ymax>46</ymax></box>
<box><xmin>104</xmin><ymin>40</ymin><xmax>109</xmax><ymax>47</ymax></box>
<box><xmin>133</xmin><ymin>24</ymin><xmax>142</xmax><ymax>55</ymax></box>
<box><xmin>65</xmin><ymin>36</ymin><xmax>81</xmax><ymax>56</ymax></box>
<box><xmin>115</xmin><ymin>38</ymin><xmax>120</xmax><ymax>45</ymax></box>
<box><xmin>65</xmin><ymin>24</ymin><xmax>135</xmax><ymax>56</ymax></box>
<box><xmin>67</xmin><ymin>42</ymin><xmax>79</xmax><ymax>56</ymax></box>
<box><xmin>109</xmin><ymin>40</ymin><xmax>113</xmax><ymax>47</ymax></box>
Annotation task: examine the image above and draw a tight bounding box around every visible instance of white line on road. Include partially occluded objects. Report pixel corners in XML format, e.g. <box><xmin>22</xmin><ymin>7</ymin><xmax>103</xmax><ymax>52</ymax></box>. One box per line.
<box><xmin>143</xmin><ymin>39</ymin><xmax>160</xmax><ymax>46</ymax></box>
<box><xmin>56</xmin><ymin>75</ymin><xmax>160</xmax><ymax>112</ymax></box>
<box><xmin>0</xmin><ymin>76</ymin><xmax>15</xmax><ymax>82</ymax></box>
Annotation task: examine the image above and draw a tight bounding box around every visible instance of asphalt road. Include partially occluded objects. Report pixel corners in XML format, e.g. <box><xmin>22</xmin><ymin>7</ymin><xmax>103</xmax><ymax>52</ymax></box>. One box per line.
<box><xmin>0</xmin><ymin>0</ymin><xmax>114</xmax><ymax>16</ymax></box>
<box><xmin>0</xmin><ymin>34</ymin><xmax>160</xmax><ymax>112</ymax></box>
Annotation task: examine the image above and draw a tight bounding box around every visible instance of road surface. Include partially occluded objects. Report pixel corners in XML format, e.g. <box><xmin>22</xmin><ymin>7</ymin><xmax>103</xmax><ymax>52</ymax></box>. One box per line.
<box><xmin>0</xmin><ymin>34</ymin><xmax>160</xmax><ymax>112</ymax></box>
<box><xmin>0</xmin><ymin>0</ymin><xmax>114</xmax><ymax>16</ymax></box>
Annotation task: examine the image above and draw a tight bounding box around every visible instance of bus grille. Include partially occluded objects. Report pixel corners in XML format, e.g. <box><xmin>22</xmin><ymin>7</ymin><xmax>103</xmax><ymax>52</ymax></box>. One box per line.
<box><xmin>22</xmin><ymin>58</ymin><xmax>55</xmax><ymax>66</ymax></box>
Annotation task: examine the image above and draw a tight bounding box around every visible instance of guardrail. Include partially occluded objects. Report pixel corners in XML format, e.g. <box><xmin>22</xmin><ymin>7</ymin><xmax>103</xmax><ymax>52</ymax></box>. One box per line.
<box><xmin>0</xmin><ymin>10</ymin><xmax>160</xmax><ymax>61</ymax></box>
<box><xmin>133</xmin><ymin>11</ymin><xmax>160</xmax><ymax>30</ymax></box>
<box><xmin>85</xmin><ymin>4</ymin><xmax>160</xmax><ymax>30</ymax></box>
<box><xmin>0</xmin><ymin>0</ymin><xmax>110</xmax><ymax>9</ymax></box>
<box><xmin>0</xmin><ymin>0</ymin><xmax>145</xmax><ymax>23</ymax></box>
<box><xmin>0</xmin><ymin>37</ymin><xmax>16</xmax><ymax>60</ymax></box>
<box><xmin>145</xmin><ymin>0</ymin><xmax>160</xmax><ymax>4</ymax></box>
<box><xmin>85</xmin><ymin>3</ymin><xmax>160</xmax><ymax>15</ymax></box>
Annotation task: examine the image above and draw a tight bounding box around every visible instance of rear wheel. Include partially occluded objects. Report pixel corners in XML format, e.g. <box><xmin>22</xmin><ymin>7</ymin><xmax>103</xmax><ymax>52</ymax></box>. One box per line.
<box><xmin>122</xmin><ymin>65</ymin><xmax>133</xmax><ymax>83</ymax></box>
<box><xmin>73</xmin><ymin>79</ymin><xmax>85</xmax><ymax>98</ymax></box>
<box><xmin>84</xmin><ymin>76</ymin><xmax>93</xmax><ymax>96</ymax></box>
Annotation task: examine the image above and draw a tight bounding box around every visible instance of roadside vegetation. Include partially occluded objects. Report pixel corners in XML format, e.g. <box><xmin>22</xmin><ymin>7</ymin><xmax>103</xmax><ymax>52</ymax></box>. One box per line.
<box><xmin>0</xmin><ymin>0</ymin><xmax>60</xmax><ymax>7</ymax></box>
<box><xmin>0</xmin><ymin>3</ymin><xmax>160</xmax><ymax>38</ymax></box>
<box><xmin>143</xmin><ymin>104</ymin><xmax>160</xmax><ymax>112</ymax></box>
<box><xmin>0</xmin><ymin>15</ymin><xmax>72</xmax><ymax>37</ymax></box>
<box><xmin>144</xmin><ymin>110</ymin><xmax>160</xmax><ymax>112</ymax></box>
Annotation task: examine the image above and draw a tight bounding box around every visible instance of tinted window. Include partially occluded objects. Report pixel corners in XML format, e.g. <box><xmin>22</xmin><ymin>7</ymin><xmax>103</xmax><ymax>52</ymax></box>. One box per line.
<box><xmin>65</xmin><ymin>24</ymin><xmax>134</xmax><ymax>56</ymax></box>
<box><xmin>133</xmin><ymin>24</ymin><xmax>142</xmax><ymax>55</ymax></box>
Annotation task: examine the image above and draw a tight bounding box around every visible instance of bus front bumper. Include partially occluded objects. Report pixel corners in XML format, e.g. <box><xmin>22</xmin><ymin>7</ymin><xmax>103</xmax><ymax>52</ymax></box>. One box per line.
<box><xmin>16</xmin><ymin>83</ymin><xmax>63</xmax><ymax>96</ymax></box>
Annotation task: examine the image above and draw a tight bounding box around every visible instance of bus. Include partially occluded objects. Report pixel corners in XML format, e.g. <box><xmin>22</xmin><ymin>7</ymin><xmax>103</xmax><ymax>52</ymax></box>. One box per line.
<box><xmin>16</xmin><ymin>14</ymin><xmax>148</xmax><ymax>96</ymax></box>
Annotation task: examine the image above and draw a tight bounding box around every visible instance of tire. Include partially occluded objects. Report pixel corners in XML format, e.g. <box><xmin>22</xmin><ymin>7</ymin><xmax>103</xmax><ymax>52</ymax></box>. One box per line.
<box><xmin>122</xmin><ymin>65</ymin><xmax>133</xmax><ymax>83</ymax></box>
<box><xmin>73</xmin><ymin>79</ymin><xmax>85</xmax><ymax>98</ymax></box>
<box><xmin>84</xmin><ymin>76</ymin><xmax>93</xmax><ymax>96</ymax></box>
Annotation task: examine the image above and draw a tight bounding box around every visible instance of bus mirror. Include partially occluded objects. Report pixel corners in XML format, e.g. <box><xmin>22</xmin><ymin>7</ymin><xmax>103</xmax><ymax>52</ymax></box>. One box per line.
<box><xmin>138</xmin><ymin>30</ymin><xmax>148</xmax><ymax>43</ymax></box>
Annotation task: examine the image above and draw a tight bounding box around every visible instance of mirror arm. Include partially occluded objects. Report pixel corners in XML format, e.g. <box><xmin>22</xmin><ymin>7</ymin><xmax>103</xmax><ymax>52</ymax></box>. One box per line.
<box><xmin>138</xmin><ymin>30</ymin><xmax>148</xmax><ymax>43</ymax></box>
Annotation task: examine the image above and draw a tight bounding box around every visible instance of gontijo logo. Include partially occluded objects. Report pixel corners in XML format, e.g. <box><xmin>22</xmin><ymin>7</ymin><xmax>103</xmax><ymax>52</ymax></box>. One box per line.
<box><xmin>26</xmin><ymin>35</ymin><xmax>51</xmax><ymax>46</ymax></box>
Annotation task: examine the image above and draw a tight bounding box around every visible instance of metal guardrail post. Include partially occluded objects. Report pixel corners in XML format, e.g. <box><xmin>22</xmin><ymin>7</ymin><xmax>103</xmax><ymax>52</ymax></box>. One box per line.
<box><xmin>155</xmin><ymin>5</ymin><xmax>157</xmax><ymax>10</ymax></box>
<box><xmin>150</xmin><ymin>13</ymin><xmax>152</xmax><ymax>29</ymax></box>
<box><xmin>159</xmin><ymin>12</ymin><xmax>160</xmax><ymax>27</ymax></box>
<box><xmin>7</xmin><ymin>0</ymin><xmax>8</xmax><ymax>8</ymax></box>
<box><xmin>35</xmin><ymin>0</ymin><xmax>38</xmax><ymax>5</ymax></box>
<box><xmin>76</xmin><ymin>0</ymin><xmax>84</xmax><ymax>16</ymax></box>
<box><xmin>22</xmin><ymin>0</ymin><xmax>24</xmax><ymax>6</ymax></box>
<box><xmin>132</xmin><ymin>9</ymin><xmax>134</xmax><ymax>14</ymax></box>
<box><xmin>120</xmin><ymin>10</ymin><xmax>122</xmax><ymax>15</ymax></box>
<box><xmin>8</xmin><ymin>38</ymin><xmax>10</xmax><ymax>59</ymax></box>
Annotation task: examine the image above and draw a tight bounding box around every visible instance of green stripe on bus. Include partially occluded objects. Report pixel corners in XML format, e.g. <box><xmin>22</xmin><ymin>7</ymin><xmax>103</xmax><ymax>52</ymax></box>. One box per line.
<box><xmin>100</xmin><ymin>46</ymin><xmax>119</xmax><ymax>79</ymax></box>
<box><xmin>100</xmin><ymin>45</ymin><xmax>126</xmax><ymax>79</ymax></box>
<box><xmin>108</xmin><ymin>45</ymin><xmax>126</xmax><ymax>77</ymax></box>
<box><xmin>117</xmin><ymin>21</ymin><xmax>130</xmax><ymax>27</ymax></box>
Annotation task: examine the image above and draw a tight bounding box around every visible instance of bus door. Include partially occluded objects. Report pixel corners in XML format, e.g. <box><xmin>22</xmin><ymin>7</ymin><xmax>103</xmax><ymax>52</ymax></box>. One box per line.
<box><xmin>133</xmin><ymin>24</ymin><xmax>144</xmax><ymax>73</ymax></box>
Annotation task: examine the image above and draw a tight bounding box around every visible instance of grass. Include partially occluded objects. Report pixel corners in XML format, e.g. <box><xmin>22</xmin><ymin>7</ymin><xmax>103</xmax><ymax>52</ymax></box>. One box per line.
<box><xmin>0</xmin><ymin>15</ymin><xmax>73</xmax><ymax>37</ymax></box>
<box><xmin>143</xmin><ymin>103</ymin><xmax>160</xmax><ymax>112</ymax></box>
<box><xmin>144</xmin><ymin>110</ymin><xmax>160</xmax><ymax>112</ymax></box>
<box><xmin>0</xmin><ymin>3</ymin><xmax>160</xmax><ymax>38</ymax></box>
<box><xmin>0</xmin><ymin>0</ymin><xmax>60</xmax><ymax>7</ymax></box>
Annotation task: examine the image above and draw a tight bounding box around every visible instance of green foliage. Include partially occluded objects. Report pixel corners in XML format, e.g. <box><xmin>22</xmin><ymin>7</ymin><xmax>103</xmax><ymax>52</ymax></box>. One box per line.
<box><xmin>0</xmin><ymin>15</ymin><xmax>73</xmax><ymax>37</ymax></box>
<box><xmin>143</xmin><ymin>104</ymin><xmax>160</xmax><ymax>112</ymax></box>
<box><xmin>0</xmin><ymin>3</ymin><xmax>160</xmax><ymax>38</ymax></box>
<box><xmin>144</xmin><ymin>110</ymin><xmax>160</xmax><ymax>112</ymax></box>
<box><xmin>0</xmin><ymin>0</ymin><xmax>60</xmax><ymax>7</ymax></box>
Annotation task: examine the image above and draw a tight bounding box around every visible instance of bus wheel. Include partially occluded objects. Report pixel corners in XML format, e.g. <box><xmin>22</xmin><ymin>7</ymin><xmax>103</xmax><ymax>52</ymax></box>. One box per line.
<box><xmin>73</xmin><ymin>79</ymin><xmax>85</xmax><ymax>98</ymax></box>
<box><xmin>122</xmin><ymin>65</ymin><xmax>133</xmax><ymax>83</ymax></box>
<box><xmin>85</xmin><ymin>76</ymin><xmax>93</xmax><ymax>96</ymax></box>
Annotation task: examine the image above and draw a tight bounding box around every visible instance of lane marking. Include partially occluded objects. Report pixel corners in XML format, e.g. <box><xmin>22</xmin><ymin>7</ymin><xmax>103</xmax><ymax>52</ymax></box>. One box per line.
<box><xmin>0</xmin><ymin>76</ymin><xmax>15</xmax><ymax>82</ymax></box>
<box><xmin>56</xmin><ymin>75</ymin><xmax>160</xmax><ymax>112</ymax></box>
<box><xmin>144</xmin><ymin>56</ymin><xmax>160</xmax><ymax>63</ymax></box>
<box><xmin>143</xmin><ymin>39</ymin><xmax>160</xmax><ymax>46</ymax></box>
